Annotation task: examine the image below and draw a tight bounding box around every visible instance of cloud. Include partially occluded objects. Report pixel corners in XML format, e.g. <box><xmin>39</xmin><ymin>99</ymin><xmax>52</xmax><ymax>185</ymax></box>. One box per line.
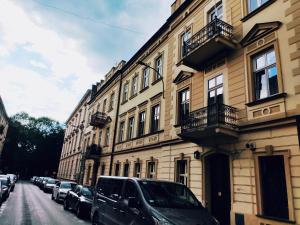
<box><xmin>0</xmin><ymin>0</ymin><xmax>173</xmax><ymax>122</ymax></box>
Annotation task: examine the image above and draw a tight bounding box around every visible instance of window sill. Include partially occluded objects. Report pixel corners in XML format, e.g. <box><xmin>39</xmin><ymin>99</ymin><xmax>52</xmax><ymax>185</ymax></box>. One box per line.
<box><xmin>129</xmin><ymin>93</ymin><xmax>137</xmax><ymax>100</ymax></box>
<box><xmin>139</xmin><ymin>86</ymin><xmax>149</xmax><ymax>94</ymax></box>
<box><xmin>152</xmin><ymin>77</ymin><xmax>162</xmax><ymax>86</ymax></box>
<box><xmin>246</xmin><ymin>93</ymin><xmax>287</xmax><ymax>107</ymax></box>
<box><xmin>256</xmin><ymin>215</ymin><xmax>295</xmax><ymax>224</ymax></box>
<box><xmin>241</xmin><ymin>0</ymin><xmax>276</xmax><ymax>22</ymax></box>
<box><xmin>120</xmin><ymin>100</ymin><xmax>128</xmax><ymax>105</ymax></box>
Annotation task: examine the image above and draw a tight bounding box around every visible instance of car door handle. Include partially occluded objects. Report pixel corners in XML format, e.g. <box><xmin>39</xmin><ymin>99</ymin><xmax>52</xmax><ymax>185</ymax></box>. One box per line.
<box><xmin>113</xmin><ymin>207</ymin><xmax>118</xmax><ymax>211</ymax></box>
<box><xmin>119</xmin><ymin>210</ymin><xmax>125</xmax><ymax>214</ymax></box>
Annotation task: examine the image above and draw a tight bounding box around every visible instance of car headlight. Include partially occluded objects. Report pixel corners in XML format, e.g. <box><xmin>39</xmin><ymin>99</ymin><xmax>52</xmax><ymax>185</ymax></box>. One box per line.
<box><xmin>153</xmin><ymin>216</ymin><xmax>173</xmax><ymax>225</ymax></box>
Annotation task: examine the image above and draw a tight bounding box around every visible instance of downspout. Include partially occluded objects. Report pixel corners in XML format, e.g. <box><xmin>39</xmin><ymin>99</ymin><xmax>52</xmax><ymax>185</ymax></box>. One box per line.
<box><xmin>109</xmin><ymin>70</ymin><xmax>123</xmax><ymax>175</ymax></box>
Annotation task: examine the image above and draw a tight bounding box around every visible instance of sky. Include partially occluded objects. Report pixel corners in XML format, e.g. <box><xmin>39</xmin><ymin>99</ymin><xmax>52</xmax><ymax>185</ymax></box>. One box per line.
<box><xmin>0</xmin><ymin>0</ymin><xmax>174</xmax><ymax>123</ymax></box>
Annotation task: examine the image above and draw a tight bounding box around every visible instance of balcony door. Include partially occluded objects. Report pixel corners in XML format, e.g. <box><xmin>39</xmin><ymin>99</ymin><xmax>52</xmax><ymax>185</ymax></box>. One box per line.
<box><xmin>207</xmin><ymin>74</ymin><xmax>224</xmax><ymax>126</ymax></box>
<box><xmin>205</xmin><ymin>153</ymin><xmax>231</xmax><ymax>225</ymax></box>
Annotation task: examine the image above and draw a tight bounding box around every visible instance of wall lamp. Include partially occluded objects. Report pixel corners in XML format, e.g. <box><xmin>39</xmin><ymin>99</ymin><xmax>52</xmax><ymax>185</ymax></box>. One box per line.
<box><xmin>137</xmin><ymin>61</ymin><xmax>165</xmax><ymax>99</ymax></box>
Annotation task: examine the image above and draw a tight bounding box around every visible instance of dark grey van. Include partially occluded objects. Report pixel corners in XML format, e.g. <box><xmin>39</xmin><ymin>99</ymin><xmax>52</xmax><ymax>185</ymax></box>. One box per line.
<box><xmin>91</xmin><ymin>176</ymin><xmax>218</xmax><ymax>225</ymax></box>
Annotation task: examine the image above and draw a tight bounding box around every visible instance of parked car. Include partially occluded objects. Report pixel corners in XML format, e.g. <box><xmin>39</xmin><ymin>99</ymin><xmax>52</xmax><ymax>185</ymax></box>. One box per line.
<box><xmin>0</xmin><ymin>177</ymin><xmax>11</xmax><ymax>200</ymax></box>
<box><xmin>43</xmin><ymin>178</ymin><xmax>59</xmax><ymax>193</ymax></box>
<box><xmin>64</xmin><ymin>185</ymin><xmax>93</xmax><ymax>218</ymax></box>
<box><xmin>91</xmin><ymin>176</ymin><xmax>219</xmax><ymax>225</ymax></box>
<box><xmin>40</xmin><ymin>177</ymin><xmax>51</xmax><ymax>190</ymax></box>
<box><xmin>52</xmin><ymin>181</ymin><xmax>77</xmax><ymax>202</ymax></box>
<box><xmin>0</xmin><ymin>180</ymin><xmax>3</xmax><ymax>204</ymax></box>
<box><xmin>6</xmin><ymin>174</ymin><xmax>17</xmax><ymax>192</ymax></box>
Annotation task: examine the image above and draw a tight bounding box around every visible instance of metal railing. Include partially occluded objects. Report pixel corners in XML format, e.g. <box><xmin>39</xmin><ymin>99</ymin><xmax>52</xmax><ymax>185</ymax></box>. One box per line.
<box><xmin>90</xmin><ymin>112</ymin><xmax>109</xmax><ymax>127</ymax></box>
<box><xmin>85</xmin><ymin>144</ymin><xmax>102</xmax><ymax>159</ymax></box>
<box><xmin>181</xmin><ymin>103</ymin><xmax>238</xmax><ymax>132</ymax></box>
<box><xmin>183</xmin><ymin>18</ymin><xmax>233</xmax><ymax>57</ymax></box>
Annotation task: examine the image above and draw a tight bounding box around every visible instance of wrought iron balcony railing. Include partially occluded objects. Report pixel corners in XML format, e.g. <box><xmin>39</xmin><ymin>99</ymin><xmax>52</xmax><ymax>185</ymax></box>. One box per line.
<box><xmin>181</xmin><ymin>103</ymin><xmax>238</xmax><ymax>132</ymax></box>
<box><xmin>90</xmin><ymin>112</ymin><xmax>110</xmax><ymax>128</ymax></box>
<box><xmin>183</xmin><ymin>18</ymin><xmax>233</xmax><ymax>58</ymax></box>
<box><xmin>85</xmin><ymin>144</ymin><xmax>102</xmax><ymax>160</ymax></box>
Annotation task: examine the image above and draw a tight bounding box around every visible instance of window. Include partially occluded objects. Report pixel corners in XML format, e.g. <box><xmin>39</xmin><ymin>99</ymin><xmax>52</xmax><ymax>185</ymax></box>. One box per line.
<box><xmin>109</xmin><ymin>92</ymin><xmax>115</xmax><ymax>110</ymax></box>
<box><xmin>123</xmin><ymin>181</ymin><xmax>139</xmax><ymax>200</ymax></box>
<box><xmin>97</xmin><ymin>178</ymin><xmax>123</xmax><ymax>200</ymax></box>
<box><xmin>208</xmin><ymin>2</ymin><xmax>223</xmax><ymax>22</ymax></box>
<box><xmin>155</xmin><ymin>56</ymin><xmax>163</xmax><ymax>81</ymax></box>
<box><xmin>102</xmin><ymin>99</ymin><xmax>107</xmax><ymax>113</ymax></box>
<box><xmin>138</xmin><ymin>111</ymin><xmax>146</xmax><ymax>137</ymax></box>
<box><xmin>176</xmin><ymin>160</ymin><xmax>188</xmax><ymax>186</ymax></box>
<box><xmin>134</xmin><ymin>162</ymin><xmax>141</xmax><ymax>178</ymax></box>
<box><xmin>123</xmin><ymin>163</ymin><xmax>130</xmax><ymax>177</ymax></box>
<box><xmin>131</xmin><ymin>75</ymin><xmax>138</xmax><ymax>96</ymax></box>
<box><xmin>101</xmin><ymin>164</ymin><xmax>105</xmax><ymax>175</ymax></box>
<box><xmin>180</xmin><ymin>29</ymin><xmax>191</xmax><ymax>58</ymax></box>
<box><xmin>127</xmin><ymin>117</ymin><xmax>135</xmax><ymax>140</ymax></box>
<box><xmin>119</xmin><ymin>121</ymin><xmax>125</xmax><ymax>142</ymax></box>
<box><xmin>253</xmin><ymin>49</ymin><xmax>278</xmax><ymax>100</ymax></box>
<box><xmin>98</xmin><ymin>130</ymin><xmax>102</xmax><ymax>146</ymax></box>
<box><xmin>147</xmin><ymin>161</ymin><xmax>156</xmax><ymax>179</ymax></box>
<box><xmin>258</xmin><ymin>155</ymin><xmax>289</xmax><ymax>219</ymax></box>
<box><xmin>114</xmin><ymin>163</ymin><xmax>120</xmax><ymax>176</ymax></box>
<box><xmin>123</xmin><ymin>83</ymin><xmax>129</xmax><ymax>102</ymax></box>
<box><xmin>208</xmin><ymin>74</ymin><xmax>224</xmax><ymax>105</ymax></box>
<box><xmin>151</xmin><ymin>105</ymin><xmax>160</xmax><ymax>133</ymax></box>
<box><xmin>105</xmin><ymin>127</ymin><xmax>110</xmax><ymax>146</ymax></box>
<box><xmin>142</xmin><ymin>67</ymin><xmax>149</xmax><ymax>89</ymax></box>
<box><xmin>178</xmin><ymin>89</ymin><xmax>190</xmax><ymax>124</ymax></box>
<box><xmin>92</xmin><ymin>133</ymin><xmax>96</xmax><ymax>144</ymax></box>
<box><xmin>248</xmin><ymin>0</ymin><xmax>269</xmax><ymax>13</ymax></box>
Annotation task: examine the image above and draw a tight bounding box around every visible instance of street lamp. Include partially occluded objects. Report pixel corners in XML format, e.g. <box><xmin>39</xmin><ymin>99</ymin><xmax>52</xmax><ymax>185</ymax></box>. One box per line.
<box><xmin>137</xmin><ymin>61</ymin><xmax>165</xmax><ymax>99</ymax></box>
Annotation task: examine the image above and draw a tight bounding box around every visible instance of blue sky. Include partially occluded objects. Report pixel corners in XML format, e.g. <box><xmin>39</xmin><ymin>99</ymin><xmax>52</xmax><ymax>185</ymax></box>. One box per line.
<box><xmin>0</xmin><ymin>0</ymin><xmax>173</xmax><ymax>122</ymax></box>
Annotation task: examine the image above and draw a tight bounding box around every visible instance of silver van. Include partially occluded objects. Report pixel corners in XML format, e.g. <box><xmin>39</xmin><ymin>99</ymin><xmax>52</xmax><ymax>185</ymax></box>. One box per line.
<box><xmin>91</xmin><ymin>176</ymin><xmax>218</xmax><ymax>225</ymax></box>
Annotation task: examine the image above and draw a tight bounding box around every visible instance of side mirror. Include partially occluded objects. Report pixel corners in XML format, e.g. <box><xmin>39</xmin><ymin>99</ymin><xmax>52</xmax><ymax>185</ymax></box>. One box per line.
<box><xmin>127</xmin><ymin>197</ymin><xmax>139</xmax><ymax>209</ymax></box>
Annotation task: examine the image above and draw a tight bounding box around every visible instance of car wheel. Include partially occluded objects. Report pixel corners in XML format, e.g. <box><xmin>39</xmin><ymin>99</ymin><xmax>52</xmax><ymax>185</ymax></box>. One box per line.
<box><xmin>92</xmin><ymin>214</ymin><xmax>101</xmax><ymax>225</ymax></box>
<box><xmin>55</xmin><ymin>194</ymin><xmax>59</xmax><ymax>202</ymax></box>
<box><xmin>51</xmin><ymin>193</ymin><xmax>54</xmax><ymax>200</ymax></box>
<box><xmin>63</xmin><ymin>199</ymin><xmax>69</xmax><ymax>210</ymax></box>
<box><xmin>76</xmin><ymin>204</ymin><xmax>83</xmax><ymax>218</ymax></box>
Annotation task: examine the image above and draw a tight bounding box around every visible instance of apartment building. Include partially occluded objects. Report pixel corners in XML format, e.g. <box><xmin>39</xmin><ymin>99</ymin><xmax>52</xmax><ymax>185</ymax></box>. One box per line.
<box><xmin>57</xmin><ymin>90</ymin><xmax>91</xmax><ymax>182</ymax></box>
<box><xmin>0</xmin><ymin>96</ymin><xmax>9</xmax><ymax>158</ymax></box>
<box><xmin>59</xmin><ymin>0</ymin><xmax>300</xmax><ymax>224</ymax></box>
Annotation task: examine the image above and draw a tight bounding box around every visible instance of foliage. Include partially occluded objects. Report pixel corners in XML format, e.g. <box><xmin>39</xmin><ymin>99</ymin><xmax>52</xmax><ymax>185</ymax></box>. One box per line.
<box><xmin>0</xmin><ymin>112</ymin><xmax>64</xmax><ymax>178</ymax></box>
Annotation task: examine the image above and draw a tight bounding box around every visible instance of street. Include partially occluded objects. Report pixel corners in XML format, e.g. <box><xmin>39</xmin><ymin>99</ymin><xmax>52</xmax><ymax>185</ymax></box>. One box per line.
<box><xmin>0</xmin><ymin>181</ymin><xmax>90</xmax><ymax>225</ymax></box>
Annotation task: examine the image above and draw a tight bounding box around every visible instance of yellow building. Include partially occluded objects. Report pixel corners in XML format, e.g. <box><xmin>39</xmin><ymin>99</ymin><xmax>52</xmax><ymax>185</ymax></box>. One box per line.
<box><xmin>0</xmin><ymin>96</ymin><xmax>9</xmax><ymax>159</ymax></box>
<box><xmin>60</xmin><ymin>0</ymin><xmax>300</xmax><ymax>224</ymax></box>
<box><xmin>57</xmin><ymin>90</ymin><xmax>91</xmax><ymax>182</ymax></box>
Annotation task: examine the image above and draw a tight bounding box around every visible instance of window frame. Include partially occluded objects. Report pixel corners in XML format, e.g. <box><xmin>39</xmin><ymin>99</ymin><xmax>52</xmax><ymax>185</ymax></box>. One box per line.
<box><xmin>142</xmin><ymin>67</ymin><xmax>150</xmax><ymax>90</ymax></box>
<box><xmin>109</xmin><ymin>92</ymin><xmax>115</xmax><ymax>111</ymax></box>
<box><xmin>114</xmin><ymin>162</ymin><xmax>120</xmax><ymax>176</ymax></box>
<box><xmin>248</xmin><ymin>0</ymin><xmax>270</xmax><ymax>13</ymax></box>
<box><xmin>174</xmin><ymin>157</ymin><xmax>190</xmax><ymax>187</ymax></box>
<box><xmin>127</xmin><ymin>116</ymin><xmax>135</xmax><ymax>140</ymax></box>
<box><xmin>131</xmin><ymin>74</ymin><xmax>139</xmax><ymax>97</ymax></box>
<box><xmin>177</xmin><ymin>88</ymin><xmax>190</xmax><ymax>125</ymax></box>
<box><xmin>253</xmin><ymin>151</ymin><xmax>294</xmax><ymax>221</ymax></box>
<box><xmin>137</xmin><ymin>111</ymin><xmax>146</xmax><ymax>137</ymax></box>
<box><xmin>118</xmin><ymin>121</ymin><xmax>125</xmax><ymax>143</ymax></box>
<box><xmin>133</xmin><ymin>161</ymin><xmax>142</xmax><ymax>178</ymax></box>
<box><xmin>179</xmin><ymin>27</ymin><xmax>192</xmax><ymax>60</ymax></box>
<box><xmin>150</xmin><ymin>104</ymin><xmax>160</xmax><ymax>133</ymax></box>
<box><xmin>104</xmin><ymin>127</ymin><xmax>110</xmax><ymax>146</ymax></box>
<box><xmin>146</xmin><ymin>159</ymin><xmax>157</xmax><ymax>179</ymax></box>
<box><xmin>123</xmin><ymin>162</ymin><xmax>130</xmax><ymax>177</ymax></box>
<box><xmin>122</xmin><ymin>82</ymin><xmax>129</xmax><ymax>103</ymax></box>
<box><xmin>154</xmin><ymin>55</ymin><xmax>163</xmax><ymax>82</ymax></box>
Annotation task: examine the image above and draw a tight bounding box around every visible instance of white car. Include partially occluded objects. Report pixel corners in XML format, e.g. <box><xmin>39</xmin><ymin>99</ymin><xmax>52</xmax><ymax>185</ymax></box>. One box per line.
<box><xmin>52</xmin><ymin>181</ymin><xmax>77</xmax><ymax>202</ymax></box>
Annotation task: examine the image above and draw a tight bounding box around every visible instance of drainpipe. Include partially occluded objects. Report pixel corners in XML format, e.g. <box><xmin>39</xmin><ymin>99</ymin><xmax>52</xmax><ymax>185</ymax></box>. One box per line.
<box><xmin>109</xmin><ymin>70</ymin><xmax>123</xmax><ymax>175</ymax></box>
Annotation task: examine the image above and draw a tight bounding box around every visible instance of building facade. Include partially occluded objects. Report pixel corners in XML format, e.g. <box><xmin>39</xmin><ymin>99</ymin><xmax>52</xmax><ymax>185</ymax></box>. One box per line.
<box><xmin>57</xmin><ymin>90</ymin><xmax>91</xmax><ymax>182</ymax></box>
<box><xmin>59</xmin><ymin>0</ymin><xmax>300</xmax><ymax>224</ymax></box>
<box><xmin>0</xmin><ymin>96</ymin><xmax>9</xmax><ymax>158</ymax></box>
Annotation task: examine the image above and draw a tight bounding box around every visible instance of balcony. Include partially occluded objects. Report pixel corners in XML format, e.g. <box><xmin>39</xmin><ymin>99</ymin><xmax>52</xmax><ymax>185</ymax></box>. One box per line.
<box><xmin>182</xmin><ymin>18</ymin><xmax>237</xmax><ymax>70</ymax></box>
<box><xmin>90</xmin><ymin>112</ymin><xmax>111</xmax><ymax>128</ymax></box>
<box><xmin>179</xmin><ymin>103</ymin><xmax>238</xmax><ymax>146</ymax></box>
<box><xmin>85</xmin><ymin>144</ymin><xmax>102</xmax><ymax>160</ymax></box>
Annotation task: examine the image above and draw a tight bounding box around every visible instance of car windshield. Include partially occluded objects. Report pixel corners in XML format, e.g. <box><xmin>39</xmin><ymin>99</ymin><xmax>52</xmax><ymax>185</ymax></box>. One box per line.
<box><xmin>138</xmin><ymin>181</ymin><xmax>202</xmax><ymax>209</ymax></box>
<box><xmin>0</xmin><ymin>179</ymin><xmax>8</xmax><ymax>186</ymax></box>
<box><xmin>47</xmin><ymin>179</ymin><xmax>56</xmax><ymax>184</ymax></box>
<box><xmin>61</xmin><ymin>183</ymin><xmax>76</xmax><ymax>189</ymax></box>
<box><xmin>81</xmin><ymin>187</ymin><xmax>93</xmax><ymax>198</ymax></box>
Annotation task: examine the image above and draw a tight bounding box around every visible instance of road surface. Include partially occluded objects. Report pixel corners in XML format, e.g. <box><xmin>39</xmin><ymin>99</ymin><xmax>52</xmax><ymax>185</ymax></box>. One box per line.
<box><xmin>0</xmin><ymin>181</ymin><xmax>90</xmax><ymax>225</ymax></box>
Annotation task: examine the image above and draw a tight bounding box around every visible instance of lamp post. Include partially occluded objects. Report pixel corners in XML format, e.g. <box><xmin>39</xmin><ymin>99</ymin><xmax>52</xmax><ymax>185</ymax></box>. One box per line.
<box><xmin>137</xmin><ymin>61</ymin><xmax>165</xmax><ymax>99</ymax></box>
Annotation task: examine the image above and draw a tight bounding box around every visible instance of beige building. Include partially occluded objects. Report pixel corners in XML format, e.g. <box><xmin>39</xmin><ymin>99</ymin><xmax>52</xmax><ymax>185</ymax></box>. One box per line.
<box><xmin>57</xmin><ymin>90</ymin><xmax>91</xmax><ymax>182</ymax></box>
<box><xmin>0</xmin><ymin>96</ymin><xmax>9</xmax><ymax>158</ymax></box>
<box><xmin>59</xmin><ymin>0</ymin><xmax>300</xmax><ymax>224</ymax></box>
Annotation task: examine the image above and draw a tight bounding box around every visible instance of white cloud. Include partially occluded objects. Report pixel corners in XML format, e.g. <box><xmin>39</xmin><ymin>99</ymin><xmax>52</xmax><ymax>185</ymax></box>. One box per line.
<box><xmin>29</xmin><ymin>60</ymin><xmax>48</xmax><ymax>69</ymax></box>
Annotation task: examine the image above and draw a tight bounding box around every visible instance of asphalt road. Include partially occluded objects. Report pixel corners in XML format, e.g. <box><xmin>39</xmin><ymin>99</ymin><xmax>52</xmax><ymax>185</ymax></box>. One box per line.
<box><xmin>0</xmin><ymin>181</ymin><xmax>91</xmax><ymax>225</ymax></box>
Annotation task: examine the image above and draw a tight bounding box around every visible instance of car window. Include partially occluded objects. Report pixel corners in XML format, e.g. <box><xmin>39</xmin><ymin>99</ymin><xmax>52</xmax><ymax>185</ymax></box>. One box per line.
<box><xmin>123</xmin><ymin>181</ymin><xmax>139</xmax><ymax>200</ymax></box>
<box><xmin>75</xmin><ymin>186</ymin><xmax>81</xmax><ymax>193</ymax></box>
<box><xmin>97</xmin><ymin>178</ymin><xmax>123</xmax><ymax>200</ymax></box>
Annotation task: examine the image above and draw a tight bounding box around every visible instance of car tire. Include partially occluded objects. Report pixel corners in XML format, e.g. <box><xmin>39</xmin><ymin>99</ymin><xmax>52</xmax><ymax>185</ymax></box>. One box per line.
<box><xmin>51</xmin><ymin>194</ymin><xmax>54</xmax><ymax>200</ymax></box>
<box><xmin>63</xmin><ymin>199</ymin><xmax>69</xmax><ymax>211</ymax></box>
<box><xmin>55</xmin><ymin>194</ymin><xmax>59</xmax><ymax>202</ymax></box>
<box><xmin>92</xmin><ymin>213</ymin><xmax>101</xmax><ymax>225</ymax></box>
<box><xmin>76</xmin><ymin>204</ymin><xmax>83</xmax><ymax>218</ymax></box>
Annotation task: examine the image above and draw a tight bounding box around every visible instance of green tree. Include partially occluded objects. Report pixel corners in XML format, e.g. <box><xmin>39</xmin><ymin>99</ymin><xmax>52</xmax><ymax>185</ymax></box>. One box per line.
<box><xmin>0</xmin><ymin>112</ymin><xmax>64</xmax><ymax>179</ymax></box>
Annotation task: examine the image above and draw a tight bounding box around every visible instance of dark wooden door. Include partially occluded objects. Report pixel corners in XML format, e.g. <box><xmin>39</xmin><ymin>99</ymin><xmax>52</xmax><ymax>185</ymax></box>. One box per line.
<box><xmin>207</xmin><ymin>154</ymin><xmax>231</xmax><ymax>225</ymax></box>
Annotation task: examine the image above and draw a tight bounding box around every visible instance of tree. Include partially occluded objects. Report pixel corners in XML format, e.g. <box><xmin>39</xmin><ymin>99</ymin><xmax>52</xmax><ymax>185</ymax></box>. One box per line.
<box><xmin>0</xmin><ymin>112</ymin><xmax>64</xmax><ymax>179</ymax></box>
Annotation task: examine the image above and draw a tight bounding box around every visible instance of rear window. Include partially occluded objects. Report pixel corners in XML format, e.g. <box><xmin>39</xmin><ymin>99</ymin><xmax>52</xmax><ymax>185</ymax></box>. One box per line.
<box><xmin>97</xmin><ymin>178</ymin><xmax>123</xmax><ymax>200</ymax></box>
<box><xmin>47</xmin><ymin>179</ymin><xmax>56</xmax><ymax>184</ymax></box>
<box><xmin>61</xmin><ymin>182</ymin><xmax>76</xmax><ymax>189</ymax></box>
